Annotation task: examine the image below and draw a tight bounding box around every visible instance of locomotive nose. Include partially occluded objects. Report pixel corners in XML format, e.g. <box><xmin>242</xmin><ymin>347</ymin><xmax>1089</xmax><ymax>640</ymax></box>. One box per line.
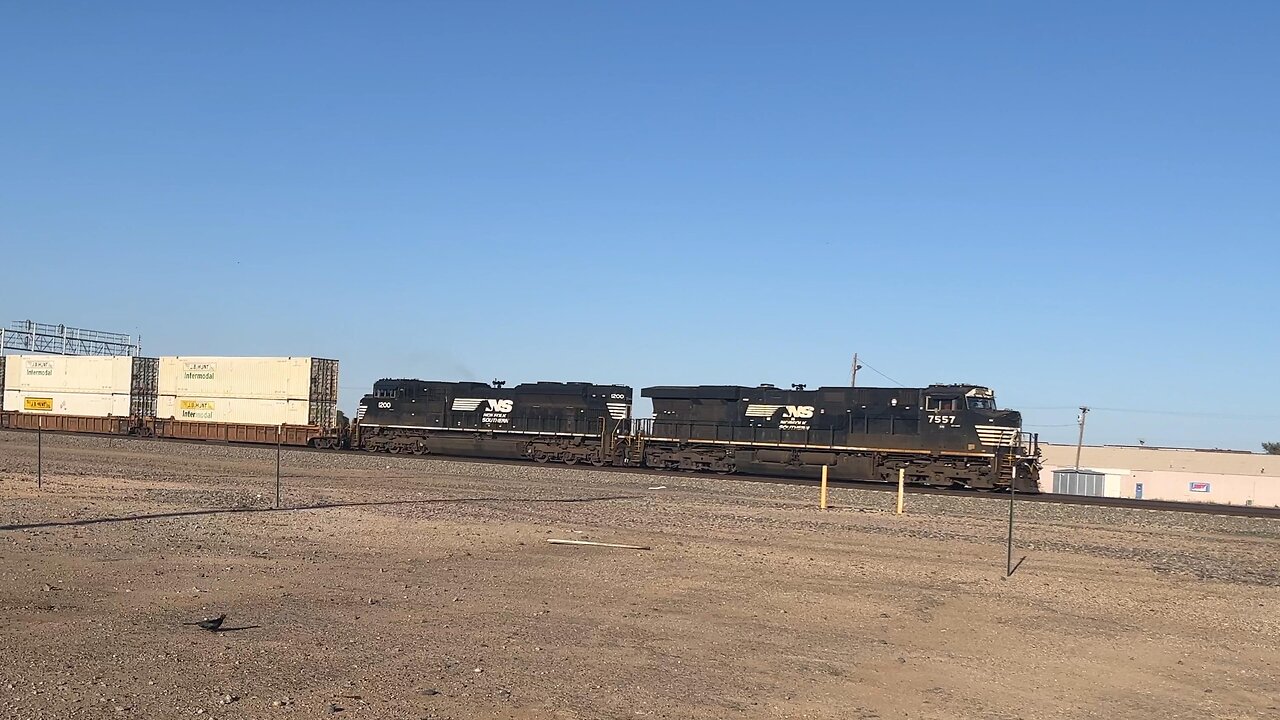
<box><xmin>998</xmin><ymin>410</ymin><xmax>1023</xmax><ymax>428</ymax></box>
<box><xmin>974</xmin><ymin>408</ymin><xmax>1022</xmax><ymax>428</ymax></box>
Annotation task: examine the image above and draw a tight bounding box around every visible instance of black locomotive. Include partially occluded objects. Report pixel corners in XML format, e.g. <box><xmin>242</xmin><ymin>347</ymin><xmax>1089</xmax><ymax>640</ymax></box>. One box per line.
<box><xmin>642</xmin><ymin>383</ymin><xmax>1038</xmax><ymax>490</ymax></box>
<box><xmin>354</xmin><ymin>378</ymin><xmax>1040</xmax><ymax>492</ymax></box>
<box><xmin>354</xmin><ymin>379</ymin><xmax>633</xmax><ymax>465</ymax></box>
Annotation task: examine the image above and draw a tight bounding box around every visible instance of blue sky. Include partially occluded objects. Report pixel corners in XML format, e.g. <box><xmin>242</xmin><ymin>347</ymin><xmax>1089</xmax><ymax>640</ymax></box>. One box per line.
<box><xmin>2</xmin><ymin>2</ymin><xmax>1277</xmax><ymax>450</ymax></box>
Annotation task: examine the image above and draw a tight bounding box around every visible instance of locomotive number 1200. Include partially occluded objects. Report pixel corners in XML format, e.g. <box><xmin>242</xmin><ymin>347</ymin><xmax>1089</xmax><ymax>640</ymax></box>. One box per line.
<box><xmin>928</xmin><ymin>415</ymin><xmax>956</xmax><ymax>425</ymax></box>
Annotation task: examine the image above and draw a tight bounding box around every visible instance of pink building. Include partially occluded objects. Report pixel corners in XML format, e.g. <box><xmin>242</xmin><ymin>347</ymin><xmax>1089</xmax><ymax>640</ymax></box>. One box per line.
<box><xmin>1037</xmin><ymin>443</ymin><xmax>1280</xmax><ymax>507</ymax></box>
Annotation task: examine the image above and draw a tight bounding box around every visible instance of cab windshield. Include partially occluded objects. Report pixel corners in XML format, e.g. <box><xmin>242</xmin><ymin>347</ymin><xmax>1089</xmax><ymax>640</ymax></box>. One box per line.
<box><xmin>968</xmin><ymin>397</ymin><xmax>996</xmax><ymax>410</ymax></box>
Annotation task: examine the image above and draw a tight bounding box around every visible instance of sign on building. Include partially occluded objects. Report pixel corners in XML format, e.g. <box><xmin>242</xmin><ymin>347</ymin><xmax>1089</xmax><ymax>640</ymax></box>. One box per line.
<box><xmin>1189</xmin><ymin>482</ymin><xmax>1211</xmax><ymax>493</ymax></box>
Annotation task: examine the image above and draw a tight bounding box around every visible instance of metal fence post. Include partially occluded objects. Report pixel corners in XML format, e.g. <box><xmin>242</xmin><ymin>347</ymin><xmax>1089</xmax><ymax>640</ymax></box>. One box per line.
<box><xmin>37</xmin><ymin>417</ymin><xmax>43</xmax><ymax>489</ymax></box>
<box><xmin>1006</xmin><ymin>466</ymin><xmax>1017</xmax><ymax>577</ymax></box>
<box><xmin>275</xmin><ymin>425</ymin><xmax>282</xmax><ymax>509</ymax></box>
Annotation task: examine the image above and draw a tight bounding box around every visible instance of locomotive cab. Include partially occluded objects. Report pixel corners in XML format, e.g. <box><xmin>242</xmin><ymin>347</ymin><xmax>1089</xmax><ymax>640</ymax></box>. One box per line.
<box><xmin>920</xmin><ymin>384</ymin><xmax>1037</xmax><ymax>489</ymax></box>
<box><xmin>924</xmin><ymin>385</ymin><xmax>1024</xmax><ymax>438</ymax></box>
<box><xmin>957</xmin><ymin>387</ymin><xmax>1026</xmax><ymax>439</ymax></box>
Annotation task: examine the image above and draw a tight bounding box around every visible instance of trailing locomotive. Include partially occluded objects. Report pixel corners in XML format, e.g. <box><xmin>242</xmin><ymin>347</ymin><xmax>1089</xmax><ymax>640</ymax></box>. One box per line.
<box><xmin>354</xmin><ymin>379</ymin><xmax>632</xmax><ymax>465</ymax></box>
<box><xmin>353</xmin><ymin>377</ymin><xmax>1041</xmax><ymax>492</ymax></box>
<box><xmin>641</xmin><ymin>383</ymin><xmax>1039</xmax><ymax>491</ymax></box>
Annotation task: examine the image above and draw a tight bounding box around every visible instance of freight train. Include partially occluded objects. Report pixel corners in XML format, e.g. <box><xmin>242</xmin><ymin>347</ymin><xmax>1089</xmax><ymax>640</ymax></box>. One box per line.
<box><xmin>0</xmin><ymin>352</ymin><xmax>1041</xmax><ymax>491</ymax></box>
<box><xmin>353</xmin><ymin>379</ymin><xmax>1041</xmax><ymax>491</ymax></box>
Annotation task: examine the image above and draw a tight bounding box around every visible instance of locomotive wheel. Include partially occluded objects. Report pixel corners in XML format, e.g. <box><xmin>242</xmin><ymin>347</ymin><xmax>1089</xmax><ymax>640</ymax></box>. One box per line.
<box><xmin>533</xmin><ymin>453</ymin><xmax>549</xmax><ymax>463</ymax></box>
<box><xmin>715</xmin><ymin>465</ymin><xmax>735</xmax><ymax>475</ymax></box>
<box><xmin>564</xmin><ymin>455</ymin><xmax>579</xmax><ymax>466</ymax></box>
<box><xmin>590</xmin><ymin>457</ymin><xmax>607</xmax><ymax>467</ymax></box>
<box><xmin>412</xmin><ymin>444</ymin><xmax>428</xmax><ymax>456</ymax></box>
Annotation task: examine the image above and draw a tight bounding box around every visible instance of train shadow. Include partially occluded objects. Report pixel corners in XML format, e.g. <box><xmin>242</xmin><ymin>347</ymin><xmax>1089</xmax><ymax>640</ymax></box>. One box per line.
<box><xmin>0</xmin><ymin>495</ymin><xmax>644</xmax><ymax>531</ymax></box>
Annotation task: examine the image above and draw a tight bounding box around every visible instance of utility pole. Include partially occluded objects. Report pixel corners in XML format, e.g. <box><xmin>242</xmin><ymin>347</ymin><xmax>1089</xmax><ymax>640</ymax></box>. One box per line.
<box><xmin>850</xmin><ymin>353</ymin><xmax>862</xmax><ymax>387</ymax></box>
<box><xmin>1074</xmin><ymin>406</ymin><xmax>1090</xmax><ymax>470</ymax></box>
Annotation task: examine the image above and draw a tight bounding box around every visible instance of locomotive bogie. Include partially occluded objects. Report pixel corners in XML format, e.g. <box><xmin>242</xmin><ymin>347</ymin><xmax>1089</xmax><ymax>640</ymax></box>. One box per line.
<box><xmin>643</xmin><ymin>443</ymin><xmax>737</xmax><ymax>474</ymax></box>
<box><xmin>526</xmin><ymin>437</ymin><xmax>620</xmax><ymax>467</ymax></box>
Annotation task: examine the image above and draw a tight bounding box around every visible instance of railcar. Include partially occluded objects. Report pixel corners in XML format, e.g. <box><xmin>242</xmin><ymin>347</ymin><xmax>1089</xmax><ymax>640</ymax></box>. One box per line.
<box><xmin>353</xmin><ymin>379</ymin><xmax>633</xmax><ymax>465</ymax></box>
<box><xmin>640</xmin><ymin>383</ymin><xmax>1039</xmax><ymax>491</ymax></box>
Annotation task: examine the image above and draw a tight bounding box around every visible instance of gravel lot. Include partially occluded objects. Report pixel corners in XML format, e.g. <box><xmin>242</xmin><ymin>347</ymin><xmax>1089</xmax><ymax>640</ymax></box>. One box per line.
<box><xmin>2</xmin><ymin>429</ymin><xmax>1277</xmax><ymax>719</ymax></box>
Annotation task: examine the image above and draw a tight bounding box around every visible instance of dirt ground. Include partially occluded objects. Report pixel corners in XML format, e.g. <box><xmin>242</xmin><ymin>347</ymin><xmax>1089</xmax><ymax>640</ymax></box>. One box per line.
<box><xmin>1</xmin><ymin>431</ymin><xmax>1277</xmax><ymax>720</ymax></box>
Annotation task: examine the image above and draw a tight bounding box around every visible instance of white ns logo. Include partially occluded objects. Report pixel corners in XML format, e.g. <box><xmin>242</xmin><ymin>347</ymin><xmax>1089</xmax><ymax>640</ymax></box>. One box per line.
<box><xmin>487</xmin><ymin>399</ymin><xmax>514</xmax><ymax>413</ymax></box>
<box><xmin>785</xmin><ymin>405</ymin><xmax>815</xmax><ymax>418</ymax></box>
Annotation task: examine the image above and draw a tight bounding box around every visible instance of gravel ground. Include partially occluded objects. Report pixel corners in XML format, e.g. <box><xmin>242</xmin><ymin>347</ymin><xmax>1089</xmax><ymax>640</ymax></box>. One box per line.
<box><xmin>1</xmin><ymin>429</ymin><xmax>1277</xmax><ymax>720</ymax></box>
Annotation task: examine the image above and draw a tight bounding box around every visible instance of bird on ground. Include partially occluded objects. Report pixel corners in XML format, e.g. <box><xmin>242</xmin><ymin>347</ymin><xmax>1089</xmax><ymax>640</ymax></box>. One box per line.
<box><xmin>183</xmin><ymin>614</ymin><xmax>227</xmax><ymax>632</ymax></box>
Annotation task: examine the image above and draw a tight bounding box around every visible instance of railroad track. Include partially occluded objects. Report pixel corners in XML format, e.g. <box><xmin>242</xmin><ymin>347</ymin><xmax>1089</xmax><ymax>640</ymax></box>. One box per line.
<box><xmin>625</xmin><ymin>465</ymin><xmax>1280</xmax><ymax>518</ymax></box>
<box><xmin>6</xmin><ymin>427</ymin><xmax>1279</xmax><ymax>519</ymax></box>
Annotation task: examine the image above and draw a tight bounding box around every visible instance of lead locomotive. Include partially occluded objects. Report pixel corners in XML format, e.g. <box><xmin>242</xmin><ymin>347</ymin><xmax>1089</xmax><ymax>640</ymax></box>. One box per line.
<box><xmin>641</xmin><ymin>383</ymin><xmax>1038</xmax><ymax>491</ymax></box>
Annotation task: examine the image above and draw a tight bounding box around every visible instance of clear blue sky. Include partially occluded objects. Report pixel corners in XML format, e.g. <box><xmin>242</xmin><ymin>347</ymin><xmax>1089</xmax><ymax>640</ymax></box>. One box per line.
<box><xmin>2</xmin><ymin>2</ymin><xmax>1277</xmax><ymax>450</ymax></box>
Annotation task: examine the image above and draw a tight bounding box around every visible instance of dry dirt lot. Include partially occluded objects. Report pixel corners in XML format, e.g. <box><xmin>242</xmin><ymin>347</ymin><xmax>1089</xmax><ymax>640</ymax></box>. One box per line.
<box><xmin>1</xmin><ymin>430</ymin><xmax>1277</xmax><ymax>720</ymax></box>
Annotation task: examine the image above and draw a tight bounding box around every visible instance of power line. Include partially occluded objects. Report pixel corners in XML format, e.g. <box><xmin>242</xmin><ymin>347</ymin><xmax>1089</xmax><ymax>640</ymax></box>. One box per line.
<box><xmin>858</xmin><ymin>360</ymin><xmax>906</xmax><ymax>387</ymax></box>
<box><xmin>1090</xmin><ymin>406</ymin><xmax>1280</xmax><ymax>420</ymax></box>
<box><xmin>1026</xmin><ymin>406</ymin><xmax>1280</xmax><ymax>421</ymax></box>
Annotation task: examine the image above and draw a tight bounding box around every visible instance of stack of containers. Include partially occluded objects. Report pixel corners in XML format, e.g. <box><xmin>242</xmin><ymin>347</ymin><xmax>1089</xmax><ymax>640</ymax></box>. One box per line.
<box><xmin>156</xmin><ymin>357</ymin><xmax>338</xmax><ymax>429</ymax></box>
<box><xmin>1</xmin><ymin>355</ymin><xmax>136</xmax><ymax>416</ymax></box>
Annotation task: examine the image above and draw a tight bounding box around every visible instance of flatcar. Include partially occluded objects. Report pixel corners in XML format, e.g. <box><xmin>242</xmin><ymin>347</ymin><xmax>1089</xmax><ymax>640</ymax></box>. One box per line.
<box><xmin>353</xmin><ymin>379</ymin><xmax>632</xmax><ymax>465</ymax></box>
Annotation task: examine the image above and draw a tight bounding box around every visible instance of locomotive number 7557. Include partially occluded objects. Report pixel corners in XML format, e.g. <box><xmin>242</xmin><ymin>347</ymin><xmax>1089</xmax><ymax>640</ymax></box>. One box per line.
<box><xmin>928</xmin><ymin>415</ymin><xmax>956</xmax><ymax>425</ymax></box>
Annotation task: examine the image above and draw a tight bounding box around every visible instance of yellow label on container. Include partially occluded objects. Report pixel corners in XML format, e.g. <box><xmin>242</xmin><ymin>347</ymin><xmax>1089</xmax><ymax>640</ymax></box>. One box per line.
<box><xmin>24</xmin><ymin>397</ymin><xmax>54</xmax><ymax>411</ymax></box>
<box><xmin>179</xmin><ymin>399</ymin><xmax>215</xmax><ymax>420</ymax></box>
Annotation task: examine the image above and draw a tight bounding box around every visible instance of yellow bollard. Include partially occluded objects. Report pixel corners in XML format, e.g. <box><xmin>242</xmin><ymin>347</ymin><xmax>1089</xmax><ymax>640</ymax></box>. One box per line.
<box><xmin>896</xmin><ymin>468</ymin><xmax>905</xmax><ymax>514</ymax></box>
<box><xmin>820</xmin><ymin>465</ymin><xmax>829</xmax><ymax>509</ymax></box>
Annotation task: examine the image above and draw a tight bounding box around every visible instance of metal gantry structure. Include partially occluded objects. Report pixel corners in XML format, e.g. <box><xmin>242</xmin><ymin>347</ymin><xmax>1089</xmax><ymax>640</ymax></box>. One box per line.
<box><xmin>0</xmin><ymin>320</ymin><xmax>141</xmax><ymax>356</ymax></box>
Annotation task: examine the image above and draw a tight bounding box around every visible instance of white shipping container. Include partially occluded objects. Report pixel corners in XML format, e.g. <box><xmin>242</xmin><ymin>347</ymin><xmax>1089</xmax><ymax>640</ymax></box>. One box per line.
<box><xmin>158</xmin><ymin>357</ymin><xmax>317</xmax><ymax>400</ymax></box>
<box><xmin>157</xmin><ymin>395</ymin><xmax>312</xmax><ymax>426</ymax></box>
<box><xmin>4</xmin><ymin>389</ymin><xmax>132</xmax><ymax>417</ymax></box>
<box><xmin>3</xmin><ymin>355</ymin><xmax>135</xmax><ymax>395</ymax></box>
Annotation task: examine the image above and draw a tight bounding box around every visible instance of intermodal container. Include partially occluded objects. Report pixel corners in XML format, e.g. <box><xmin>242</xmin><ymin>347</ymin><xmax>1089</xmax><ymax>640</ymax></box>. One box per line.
<box><xmin>156</xmin><ymin>357</ymin><xmax>338</xmax><ymax>428</ymax></box>
<box><xmin>155</xmin><ymin>395</ymin><xmax>313</xmax><ymax>426</ymax></box>
<box><xmin>3</xmin><ymin>389</ymin><xmax>132</xmax><ymax>417</ymax></box>
<box><xmin>3</xmin><ymin>355</ymin><xmax>135</xmax><ymax>395</ymax></box>
<box><xmin>158</xmin><ymin>357</ymin><xmax>319</xmax><ymax>400</ymax></box>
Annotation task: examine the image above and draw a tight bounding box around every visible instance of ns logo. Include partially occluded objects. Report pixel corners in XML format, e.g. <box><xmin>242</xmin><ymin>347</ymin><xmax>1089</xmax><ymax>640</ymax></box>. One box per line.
<box><xmin>451</xmin><ymin>398</ymin><xmax>515</xmax><ymax>412</ymax></box>
<box><xmin>745</xmin><ymin>404</ymin><xmax>816</xmax><ymax>419</ymax></box>
<box><xmin>785</xmin><ymin>405</ymin><xmax>815</xmax><ymax>418</ymax></box>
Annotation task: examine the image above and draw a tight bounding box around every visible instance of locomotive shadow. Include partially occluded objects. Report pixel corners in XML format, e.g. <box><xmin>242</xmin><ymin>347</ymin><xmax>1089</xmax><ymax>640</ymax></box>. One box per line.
<box><xmin>0</xmin><ymin>495</ymin><xmax>643</xmax><ymax>532</ymax></box>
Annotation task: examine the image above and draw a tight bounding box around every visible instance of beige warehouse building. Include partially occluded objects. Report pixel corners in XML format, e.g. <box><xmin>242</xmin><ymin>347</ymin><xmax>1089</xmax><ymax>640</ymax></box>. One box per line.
<box><xmin>1037</xmin><ymin>442</ymin><xmax>1280</xmax><ymax>507</ymax></box>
